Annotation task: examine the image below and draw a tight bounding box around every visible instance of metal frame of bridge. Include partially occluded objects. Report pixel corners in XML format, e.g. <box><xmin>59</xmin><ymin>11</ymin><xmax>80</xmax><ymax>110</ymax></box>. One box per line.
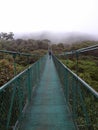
<box><xmin>0</xmin><ymin>45</ymin><xmax>98</xmax><ymax>130</ymax></box>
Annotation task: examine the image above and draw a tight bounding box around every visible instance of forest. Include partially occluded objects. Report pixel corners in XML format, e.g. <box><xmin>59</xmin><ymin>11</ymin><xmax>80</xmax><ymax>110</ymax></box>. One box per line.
<box><xmin>0</xmin><ymin>33</ymin><xmax>98</xmax><ymax>93</ymax></box>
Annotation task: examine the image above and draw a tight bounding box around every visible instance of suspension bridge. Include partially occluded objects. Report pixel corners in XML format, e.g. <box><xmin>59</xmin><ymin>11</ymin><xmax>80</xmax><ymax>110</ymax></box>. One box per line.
<box><xmin>0</xmin><ymin>45</ymin><xmax>98</xmax><ymax>130</ymax></box>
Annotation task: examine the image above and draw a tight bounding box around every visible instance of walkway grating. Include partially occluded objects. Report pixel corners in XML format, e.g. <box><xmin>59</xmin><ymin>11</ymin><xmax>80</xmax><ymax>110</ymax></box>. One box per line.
<box><xmin>18</xmin><ymin>57</ymin><xmax>76</xmax><ymax>130</ymax></box>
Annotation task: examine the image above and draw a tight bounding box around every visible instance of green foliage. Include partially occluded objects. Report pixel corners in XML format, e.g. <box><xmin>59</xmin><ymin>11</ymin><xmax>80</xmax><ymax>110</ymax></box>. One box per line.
<box><xmin>0</xmin><ymin>59</ymin><xmax>14</xmax><ymax>86</ymax></box>
<box><xmin>61</xmin><ymin>56</ymin><xmax>98</xmax><ymax>92</ymax></box>
<box><xmin>0</xmin><ymin>37</ymin><xmax>49</xmax><ymax>86</ymax></box>
<box><xmin>0</xmin><ymin>59</ymin><xmax>26</xmax><ymax>86</ymax></box>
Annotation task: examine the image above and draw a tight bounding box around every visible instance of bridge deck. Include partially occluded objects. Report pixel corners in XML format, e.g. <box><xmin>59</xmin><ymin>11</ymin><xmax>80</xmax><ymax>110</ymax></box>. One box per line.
<box><xmin>18</xmin><ymin>57</ymin><xmax>76</xmax><ymax>130</ymax></box>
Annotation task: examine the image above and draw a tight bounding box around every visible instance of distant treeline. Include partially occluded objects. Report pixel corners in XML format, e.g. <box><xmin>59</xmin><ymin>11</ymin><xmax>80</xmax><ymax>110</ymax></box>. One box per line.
<box><xmin>0</xmin><ymin>37</ymin><xmax>98</xmax><ymax>55</ymax></box>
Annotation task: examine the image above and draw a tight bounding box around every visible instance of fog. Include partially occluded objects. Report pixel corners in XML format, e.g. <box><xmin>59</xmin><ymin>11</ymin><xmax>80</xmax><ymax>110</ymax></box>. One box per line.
<box><xmin>14</xmin><ymin>31</ymin><xmax>97</xmax><ymax>44</ymax></box>
<box><xmin>0</xmin><ymin>0</ymin><xmax>98</xmax><ymax>41</ymax></box>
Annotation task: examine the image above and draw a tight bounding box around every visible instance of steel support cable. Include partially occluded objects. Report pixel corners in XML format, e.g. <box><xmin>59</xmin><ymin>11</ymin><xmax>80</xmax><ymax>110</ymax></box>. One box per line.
<box><xmin>77</xmin><ymin>44</ymin><xmax>98</xmax><ymax>52</ymax></box>
<box><xmin>60</xmin><ymin>44</ymin><xmax>98</xmax><ymax>56</ymax></box>
<box><xmin>56</xmin><ymin>44</ymin><xmax>98</xmax><ymax>60</ymax></box>
<box><xmin>77</xmin><ymin>46</ymin><xmax>98</xmax><ymax>53</ymax></box>
<box><xmin>0</xmin><ymin>50</ymin><xmax>35</xmax><ymax>57</ymax></box>
<box><xmin>57</xmin><ymin>44</ymin><xmax>98</xmax><ymax>57</ymax></box>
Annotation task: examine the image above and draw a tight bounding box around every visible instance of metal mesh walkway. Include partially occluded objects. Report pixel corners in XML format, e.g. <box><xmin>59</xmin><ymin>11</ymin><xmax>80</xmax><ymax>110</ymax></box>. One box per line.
<box><xmin>18</xmin><ymin>57</ymin><xmax>76</xmax><ymax>130</ymax></box>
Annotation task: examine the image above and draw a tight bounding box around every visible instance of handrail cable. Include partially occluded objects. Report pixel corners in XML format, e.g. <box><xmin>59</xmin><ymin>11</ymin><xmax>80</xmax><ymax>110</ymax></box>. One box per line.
<box><xmin>65</xmin><ymin>44</ymin><xmax>98</xmax><ymax>55</ymax></box>
<box><xmin>0</xmin><ymin>50</ymin><xmax>35</xmax><ymax>57</ymax></box>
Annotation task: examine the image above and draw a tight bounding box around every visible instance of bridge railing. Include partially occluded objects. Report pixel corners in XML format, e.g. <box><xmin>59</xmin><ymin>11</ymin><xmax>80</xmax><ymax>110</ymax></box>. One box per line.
<box><xmin>0</xmin><ymin>54</ymin><xmax>47</xmax><ymax>130</ymax></box>
<box><xmin>53</xmin><ymin>55</ymin><xmax>98</xmax><ymax>130</ymax></box>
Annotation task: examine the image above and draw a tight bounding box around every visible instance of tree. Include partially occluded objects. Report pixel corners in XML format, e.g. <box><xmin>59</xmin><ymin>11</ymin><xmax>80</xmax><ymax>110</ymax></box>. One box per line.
<box><xmin>57</xmin><ymin>43</ymin><xmax>64</xmax><ymax>49</ymax></box>
<box><xmin>6</xmin><ymin>32</ymin><xmax>14</xmax><ymax>40</ymax></box>
<box><xmin>0</xmin><ymin>32</ymin><xmax>14</xmax><ymax>40</ymax></box>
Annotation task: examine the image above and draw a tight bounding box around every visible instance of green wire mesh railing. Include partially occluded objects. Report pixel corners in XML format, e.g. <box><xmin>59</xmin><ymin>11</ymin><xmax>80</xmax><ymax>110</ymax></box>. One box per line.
<box><xmin>0</xmin><ymin>54</ymin><xmax>47</xmax><ymax>130</ymax></box>
<box><xmin>53</xmin><ymin>55</ymin><xmax>98</xmax><ymax>130</ymax></box>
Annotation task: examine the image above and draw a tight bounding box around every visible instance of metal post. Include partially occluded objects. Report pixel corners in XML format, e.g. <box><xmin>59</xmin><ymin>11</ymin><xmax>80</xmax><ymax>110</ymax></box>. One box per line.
<box><xmin>12</xmin><ymin>54</ymin><xmax>17</xmax><ymax>76</ymax></box>
<box><xmin>65</xmin><ymin>54</ymin><xmax>68</xmax><ymax>66</ymax></box>
<box><xmin>76</xmin><ymin>51</ymin><xmax>79</xmax><ymax>76</ymax></box>
<box><xmin>28</xmin><ymin>68</ymin><xmax>31</xmax><ymax>102</ymax></box>
<box><xmin>27</xmin><ymin>56</ymin><xmax>29</xmax><ymax>64</ymax></box>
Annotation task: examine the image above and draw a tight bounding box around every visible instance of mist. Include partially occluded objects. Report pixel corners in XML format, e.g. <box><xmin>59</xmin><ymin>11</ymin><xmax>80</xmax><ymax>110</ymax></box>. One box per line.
<box><xmin>0</xmin><ymin>0</ymin><xmax>98</xmax><ymax>38</ymax></box>
<box><xmin>14</xmin><ymin>31</ymin><xmax>98</xmax><ymax>44</ymax></box>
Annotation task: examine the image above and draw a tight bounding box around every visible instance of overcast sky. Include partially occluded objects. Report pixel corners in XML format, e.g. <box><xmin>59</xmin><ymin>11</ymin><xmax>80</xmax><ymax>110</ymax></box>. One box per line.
<box><xmin>0</xmin><ymin>0</ymin><xmax>98</xmax><ymax>35</ymax></box>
